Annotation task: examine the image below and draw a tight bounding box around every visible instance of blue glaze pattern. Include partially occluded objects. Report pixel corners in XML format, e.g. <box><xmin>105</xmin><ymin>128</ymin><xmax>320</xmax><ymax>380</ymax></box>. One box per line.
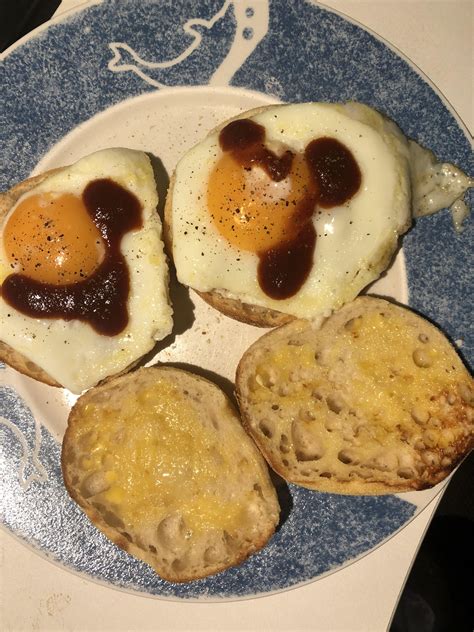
<box><xmin>0</xmin><ymin>0</ymin><xmax>471</xmax><ymax>599</ymax></box>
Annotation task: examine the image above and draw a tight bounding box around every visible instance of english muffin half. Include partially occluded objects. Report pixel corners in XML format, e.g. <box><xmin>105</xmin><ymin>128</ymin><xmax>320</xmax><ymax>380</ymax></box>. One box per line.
<box><xmin>62</xmin><ymin>366</ymin><xmax>280</xmax><ymax>582</ymax></box>
<box><xmin>236</xmin><ymin>297</ymin><xmax>473</xmax><ymax>494</ymax></box>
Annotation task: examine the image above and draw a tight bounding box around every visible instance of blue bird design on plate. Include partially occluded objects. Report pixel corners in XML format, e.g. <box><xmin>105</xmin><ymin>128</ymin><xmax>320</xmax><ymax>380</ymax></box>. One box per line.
<box><xmin>0</xmin><ymin>385</ymin><xmax>48</xmax><ymax>489</ymax></box>
<box><xmin>108</xmin><ymin>0</ymin><xmax>269</xmax><ymax>88</ymax></box>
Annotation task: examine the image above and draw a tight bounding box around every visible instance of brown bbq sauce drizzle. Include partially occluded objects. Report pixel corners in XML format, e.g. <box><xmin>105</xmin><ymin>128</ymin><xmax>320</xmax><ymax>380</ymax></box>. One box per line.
<box><xmin>218</xmin><ymin>119</ymin><xmax>361</xmax><ymax>300</ymax></box>
<box><xmin>2</xmin><ymin>179</ymin><xmax>142</xmax><ymax>335</ymax></box>
<box><xmin>219</xmin><ymin>118</ymin><xmax>294</xmax><ymax>182</ymax></box>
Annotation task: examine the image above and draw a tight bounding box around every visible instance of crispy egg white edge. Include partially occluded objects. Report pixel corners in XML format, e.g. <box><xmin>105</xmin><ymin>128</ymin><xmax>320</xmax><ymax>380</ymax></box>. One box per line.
<box><xmin>170</xmin><ymin>103</ymin><xmax>412</xmax><ymax>318</ymax></box>
<box><xmin>0</xmin><ymin>148</ymin><xmax>173</xmax><ymax>393</ymax></box>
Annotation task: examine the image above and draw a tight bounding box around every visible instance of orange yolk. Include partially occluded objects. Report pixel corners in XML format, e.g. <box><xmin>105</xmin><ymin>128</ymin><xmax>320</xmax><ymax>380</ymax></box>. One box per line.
<box><xmin>207</xmin><ymin>152</ymin><xmax>313</xmax><ymax>253</ymax></box>
<box><xmin>4</xmin><ymin>192</ymin><xmax>104</xmax><ymax>285</ymax></box>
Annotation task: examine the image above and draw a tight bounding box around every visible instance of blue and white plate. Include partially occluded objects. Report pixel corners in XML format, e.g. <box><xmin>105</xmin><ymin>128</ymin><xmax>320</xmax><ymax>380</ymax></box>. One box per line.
<box><xmin>0</xmin><ymin>0</ymin><xmax>471</xmax><ymax>600</ymax></box>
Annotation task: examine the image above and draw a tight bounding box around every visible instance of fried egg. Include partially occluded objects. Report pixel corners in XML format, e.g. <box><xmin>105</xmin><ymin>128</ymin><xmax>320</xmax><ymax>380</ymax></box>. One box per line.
<box><xmin>0</xmin><ymin>148</ymin><xmax>173</xmax><ymax>393</ymax></box>
<box><xmin>168</xmin><ymin>102</ymin><xmax>414</xmax><ymax>321</ymax></box>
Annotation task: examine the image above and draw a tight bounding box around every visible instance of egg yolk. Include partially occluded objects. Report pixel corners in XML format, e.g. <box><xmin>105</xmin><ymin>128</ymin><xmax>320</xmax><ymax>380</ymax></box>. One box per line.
<box><xmin>207</xmin><ymin>152</ymin><xmax>313</xmax><ymax>253</ymax></box>
<box><xmin>4</xmin><ymin>192</ymin><xmax>104</xmax><ymax>285</ymax></box>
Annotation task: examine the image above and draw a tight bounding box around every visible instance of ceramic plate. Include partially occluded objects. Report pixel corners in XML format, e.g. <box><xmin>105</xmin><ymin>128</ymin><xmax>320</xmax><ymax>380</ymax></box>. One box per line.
<box><xmin>0</xmin><ymin>0</ymin><xmax>471</xmax><ymax>600</ymax></box>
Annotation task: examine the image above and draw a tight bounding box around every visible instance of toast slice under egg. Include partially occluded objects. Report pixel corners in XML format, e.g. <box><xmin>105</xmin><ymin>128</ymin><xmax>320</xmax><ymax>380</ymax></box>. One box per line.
<box><xmin>61</xmin><ymin>366</ymin><xmax>280</xmax><ymax>582</ymax></box>
<box><xmin>164</xmin><ymin>102</ymin><xmax>417</xmax><ymax>328</ymax></box>
<box><xmin>235</xmin><ymin>296</ymin><xmax>473</xmax><ymax>494</ymax></box>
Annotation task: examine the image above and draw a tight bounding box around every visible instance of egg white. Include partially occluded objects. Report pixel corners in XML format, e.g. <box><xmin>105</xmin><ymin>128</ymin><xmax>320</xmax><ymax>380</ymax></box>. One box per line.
<box><xmin>170</xmin><ymin>102</ymin><xmax>412</xmax><ymax>319</ymax></box>
<box><xmin>0</xmin><ymin>148</ymin><xmax>173</xmax><ymax>393</ymax></box>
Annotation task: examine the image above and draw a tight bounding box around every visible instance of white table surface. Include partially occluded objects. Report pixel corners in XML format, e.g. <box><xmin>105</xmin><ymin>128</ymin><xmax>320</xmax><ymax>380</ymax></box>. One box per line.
<box><xmin>1</xmin><ymin>1</ymin><xmax>472</xmax><ymax>630</ymax></box>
